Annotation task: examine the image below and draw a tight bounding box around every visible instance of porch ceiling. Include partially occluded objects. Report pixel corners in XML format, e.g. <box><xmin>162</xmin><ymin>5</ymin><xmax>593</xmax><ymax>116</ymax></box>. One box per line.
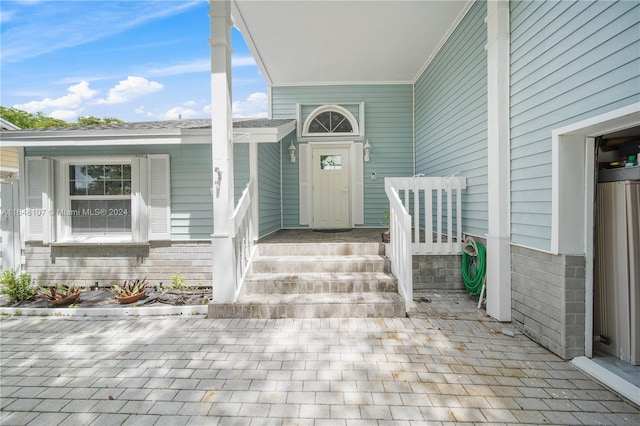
<box><xmin>231</xmin><ymin>0</ymin><xmax>474</xmax><ymax>86</ymax></box>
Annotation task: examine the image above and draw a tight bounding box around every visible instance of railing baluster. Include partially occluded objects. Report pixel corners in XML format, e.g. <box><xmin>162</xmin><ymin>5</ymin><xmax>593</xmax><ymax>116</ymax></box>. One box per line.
<box><xmin>413</xmin><ymin>187</ymin><xmax>420</xmax><ymax>247</ymax></box>
<box><xmin>456</xmin><ymin>184</ymin><xmax>462</xmax><ymax>251</ymax></box>
<box><xmin>446</xmin><ymin>185</ymin><xmax>453</xmax><ymax>253</ymax></box>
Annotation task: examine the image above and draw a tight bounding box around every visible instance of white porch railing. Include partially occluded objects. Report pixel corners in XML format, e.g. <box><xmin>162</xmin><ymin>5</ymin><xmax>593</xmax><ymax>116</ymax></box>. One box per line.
<box><xmin>232</xmin><ymin>179</ymin><xmax>257</xmax><ymax>299</ymax></box>
<box><xmin>385</xmin><ymin>176</ymin><xmax>467</xmax><ymax>311</ymax></box>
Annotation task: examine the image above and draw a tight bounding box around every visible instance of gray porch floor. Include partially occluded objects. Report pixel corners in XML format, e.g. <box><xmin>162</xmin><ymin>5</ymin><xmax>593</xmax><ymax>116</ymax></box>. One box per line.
<box><xmin>259</xmin><ymin>228</ymin><xmax>385</xmax><ymax>244</ymax></box>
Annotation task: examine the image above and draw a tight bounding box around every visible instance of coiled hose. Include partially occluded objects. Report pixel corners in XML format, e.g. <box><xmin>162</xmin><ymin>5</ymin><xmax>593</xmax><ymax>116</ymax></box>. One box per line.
<box><xmin>461</xmin><ymin>238</ymin><xmax>486</xmax><ymax>297</ymax></box>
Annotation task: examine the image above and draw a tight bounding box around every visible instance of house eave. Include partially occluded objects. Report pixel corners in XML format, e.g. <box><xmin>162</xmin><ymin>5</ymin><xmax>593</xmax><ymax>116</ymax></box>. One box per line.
<box><xmin>0</xmin><ymin>120</ymin><xmax>296</xmax><ymax>147</ymax></box>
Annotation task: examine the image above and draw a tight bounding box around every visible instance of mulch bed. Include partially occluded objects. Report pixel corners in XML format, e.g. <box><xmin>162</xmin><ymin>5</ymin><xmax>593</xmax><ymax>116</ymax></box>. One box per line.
<box><xmin>0</xmin><ymin>288</ymin><xmax>211</xmax><ymax>309</ymax></box>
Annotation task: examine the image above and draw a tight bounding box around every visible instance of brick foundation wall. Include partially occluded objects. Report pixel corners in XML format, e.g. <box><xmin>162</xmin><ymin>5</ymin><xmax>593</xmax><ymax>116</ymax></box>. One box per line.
<box><xmin>412</xmin><ymin>254</ymin><xmax>463</xmax><ymax>291</ymax></box>
<box><xmin>24</xmin><ymin>241</ymin><xmax>212</xmax><ymax>288</ymax></box>
<box><xmin>511</xmin><ymin>245</ymin><xmax>586</xmax><ymax>359</ymax></box>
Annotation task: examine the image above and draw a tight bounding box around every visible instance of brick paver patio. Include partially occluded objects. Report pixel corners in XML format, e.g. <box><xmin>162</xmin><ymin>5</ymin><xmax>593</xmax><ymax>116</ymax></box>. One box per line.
<box><xmin>1</xmin><ymin>292</ymin><xmax>638</xmax><ymax>425</ymax></box>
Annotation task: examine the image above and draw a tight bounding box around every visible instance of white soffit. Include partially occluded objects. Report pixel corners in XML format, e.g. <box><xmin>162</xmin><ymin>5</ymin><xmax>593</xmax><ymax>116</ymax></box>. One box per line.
<box><xmin>232</xmin><ymin>0</ymin><xmax>473</xmax><ymax>86</ymax></box>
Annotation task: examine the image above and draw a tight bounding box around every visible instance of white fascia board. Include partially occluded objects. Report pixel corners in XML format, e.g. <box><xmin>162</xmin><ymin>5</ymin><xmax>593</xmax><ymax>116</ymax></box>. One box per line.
<box><xmin>0</xmin><ymin>117</ymin><xmax>21</xmax><ymax>130</ymax></box>
<box><xmin>1</xmin><ymin>122</ymin><xmax>297</xmax><ymax>147</ymax></box>
<box><xmin>272</xmin><ymin>80</ymin><xmax>413</xmax><ymax>87</ymax></box>
<box><xmin>1</xmin><ymin>137</ymin><xmax>185</xmax><ymax>147</ymax></box>
<box><xmin>233</xmin><ymin>121</ymin><xmax>296</xmax><ymax>144</ymax></box>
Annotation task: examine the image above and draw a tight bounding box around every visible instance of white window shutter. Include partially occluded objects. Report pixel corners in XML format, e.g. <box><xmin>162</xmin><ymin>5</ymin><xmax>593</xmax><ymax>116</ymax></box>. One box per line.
<box><xmin>299</xmin><ymin>144</ymin><xmax>310</xmax><ymax>225</ymax></box>
<box><xmin>25</xmin><ymin>158</ymin><xmax>53</xmax><ymax>242</ymax></box>
<box><xmin>147</xmin><ymin>154</ymin><xmax>171</xmax><ymax>240</ymax></box>
<box><xmin>352</xmin><ymin>143</ymin><xmax>364</xmax><ymax>225</ymax></box>
<box><xmin>133</xmin><ymin>157</ymin><xmax>148</xmax><ymax>243</ymax></box>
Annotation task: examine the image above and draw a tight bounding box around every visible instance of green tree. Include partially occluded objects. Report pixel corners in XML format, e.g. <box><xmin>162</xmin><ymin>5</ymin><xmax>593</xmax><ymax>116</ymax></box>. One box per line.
<box><xmin>76</xmin><ymin>116</ymin><xmax>124</xmax><ymax>126</ymax></box>
<box><xmin>0</xmin><ymin>106</ymin><xmax>69</xmax><ymax>129</ymax></box>
<box><xmin>0</xmin><ymin>107</ymin><xmax>125</xmax><ymax>129</ymax></box>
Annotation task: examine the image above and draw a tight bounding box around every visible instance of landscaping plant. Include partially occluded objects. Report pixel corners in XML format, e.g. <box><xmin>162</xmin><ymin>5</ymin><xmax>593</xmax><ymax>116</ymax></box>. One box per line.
<box><xmin>110</xmin><ymin>277</ymin><xmax>148</xmax><ymax>297</ymax></box>
<box><xmin>37</xmin><ymin>283</ymin><xmax>81</xmax><ymax>302</ymax></box>
<box><xmin>0</xmin><ymin>269</ymin><xmax>35</xmax><ymax>303</ymax></box>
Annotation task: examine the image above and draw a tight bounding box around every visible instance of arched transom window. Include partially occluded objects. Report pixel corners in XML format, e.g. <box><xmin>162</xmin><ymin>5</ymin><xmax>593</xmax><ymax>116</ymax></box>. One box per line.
<box><xmin>302</xmin><ymin>105</ymin><xmax>360</xmax><ymax>138</ymax></box>
<box><xmin>308</xmin><ymin>111</ymin><xmax>352</xmax><ymax>133</ymax></box>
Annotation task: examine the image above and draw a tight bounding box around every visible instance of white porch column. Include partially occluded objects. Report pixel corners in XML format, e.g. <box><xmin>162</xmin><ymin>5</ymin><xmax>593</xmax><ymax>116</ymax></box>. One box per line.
<box><xmin>485</xmin><ymin>0</ymin><xmax>511</xmax><ymax>321</ymax></box>
<box><xmin>210</xmin><ymin>0</ymin><xmax>236</xmax><ymax>302</ymax></box>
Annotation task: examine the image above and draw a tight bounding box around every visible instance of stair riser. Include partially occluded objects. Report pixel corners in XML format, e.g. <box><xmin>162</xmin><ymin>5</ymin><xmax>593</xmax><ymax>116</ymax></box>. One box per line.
<box><xmin>208</xmin><ymin>301</ymin><xmax>405</xmax><ymax>319</ymax></box>
<box><xmin>258</xmin><ymin>243</ymin><xmax>384</xmax><ymax>257</ymax></box>
<box><xmin>245</xmin><ymin>280</ymin><xmax>398</xmax><ymax>294</ymax></box>
<box><xmin>252</xmin><ymin>259</ymin><xmax>390</xmax><ymax>274</ymax></box>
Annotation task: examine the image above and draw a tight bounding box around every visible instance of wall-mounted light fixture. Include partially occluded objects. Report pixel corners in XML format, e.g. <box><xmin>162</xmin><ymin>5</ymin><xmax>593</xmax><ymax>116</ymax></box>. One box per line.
<box><xmin>288</xmin><ymin>140</ymin><xmax>296</xmax><ymax>163</ymax></box>
<box><xmin>364</xmin><ymin>139</ymin><xmax>371</xmax><ymax>162</ymax></box>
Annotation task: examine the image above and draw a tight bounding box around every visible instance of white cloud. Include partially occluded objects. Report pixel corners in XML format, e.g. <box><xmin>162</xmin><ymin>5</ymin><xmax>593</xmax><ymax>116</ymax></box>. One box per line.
<box><xmin>161</xmin><ymin>106</ymin><xmax>198</xmax><ymax>120</ymax></box>
<box><xmin>147</xmin><ymin>59</ymin><xmax>209</xmax><ymax>77</ymax></box>
<box><xmin>14</xmin><ymin>81</ymin><xmax>98</xmax><ymax>114</ymax></box>
<box><xmin>49</xmin><ymin>109</ymin><xmax>79</xmax><ymax>121</ymax></box>
<box><xmin>146</xmin><ymin>54</ymin><xmax>256</xmax><ymax>77</ymax></box>
<box><xmin>95</xmin><ymin>76</ymin><xmax>163</xmax><ymax>105</ymax></box>
<box><xmin>232</xmin><ymin>92</ymin><xmax>268</xmax><ymax>118</ymax></box>
<box><xmin>232</xmin><ymin>55</ymin><xmax>257</xmax><ymax>68</ymax></box>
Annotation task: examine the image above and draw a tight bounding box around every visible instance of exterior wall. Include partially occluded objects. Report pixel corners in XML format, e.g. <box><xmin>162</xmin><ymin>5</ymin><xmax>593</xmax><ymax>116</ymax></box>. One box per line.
<box><xmin>24</xmin><ymin>240</ymin><xmax>212</xmax><ymax>287</ymax></box>
<box><xmin>414</xmin><ymin>0</ymin><xmax>488</xmax><ymax>238</ymax></box>
<box><xmin>412</xmin><ymin>255</ymin><xmax>463</xmax><ymax>292</ymax></box>
<box><xmin>258</xmin><ymin>141</ymin><xmax>282</xmax><ymax>236</ymax></box>
<box><xmin>0</xmin><ymin>147</ymin><xmax>19</xmax><ymax>172</ymax></box>
<box><xmin>25</xmin><ymin>144</ymin><xmax>213</xmax><ymax>240</ymax></box>
<box><xmin>272</xmin><ymin>84</ymin><xmax>414</xmax><ymax>228</ymax></box>
<box><xmin>511</xmin><ymin>245</ymin><xmax>586</xmax><ymax>359</ymax></box>
<box><xmin>510</xmin><ymin>0</ymin><xmax>640</xmax><ymax>250</ymax></box>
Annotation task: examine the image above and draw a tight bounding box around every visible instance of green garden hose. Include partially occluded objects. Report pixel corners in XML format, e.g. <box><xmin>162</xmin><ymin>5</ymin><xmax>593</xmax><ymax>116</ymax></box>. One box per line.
<box><xmin>461</xmin><ymin>238</ymin><xmax>486</xmax><ymax>297</ymax></box>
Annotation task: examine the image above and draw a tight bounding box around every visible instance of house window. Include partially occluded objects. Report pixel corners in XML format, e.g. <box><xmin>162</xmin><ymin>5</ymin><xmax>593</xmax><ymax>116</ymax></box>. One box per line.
<box><xmin>68</xmin><ymin>164</ymin><xmax>132</xmax><ymax>235</ymax></box>
<box><xmin>309</xmin><ymin>112</ymin><xmax>353</xmax><ymax>133</ymax></box>
<box><xmin>23</xmin><ymin>154</ymin><xmax>171</xmax><ymax>244</ymax></box>
<box><xmin>320</xmin><ymin>154</ymin><xmax>342</xmax><ymax>170</ymax></box>
<box><xmin>300</xmin><ymin>104</ymin><xmax>363</xmax><ymax>139</ymax></box>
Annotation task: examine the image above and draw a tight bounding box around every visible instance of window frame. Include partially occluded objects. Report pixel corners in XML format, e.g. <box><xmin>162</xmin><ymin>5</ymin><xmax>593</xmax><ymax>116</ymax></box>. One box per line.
<box><xmin>297</xmin><ymin>103</ymin><xmax>364</xmax><ymax>140</ymax></box>
<box><xmin>56</xmin><ymin>156</ymin><xmax>140</xmax><ymax>244</ymax></box>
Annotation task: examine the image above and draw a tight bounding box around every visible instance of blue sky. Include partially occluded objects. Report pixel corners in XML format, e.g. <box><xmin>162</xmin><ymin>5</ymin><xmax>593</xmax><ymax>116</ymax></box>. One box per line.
<box><xmin>0</xmin><ymin>0</ymin><xmax>267</xmax><ymax>122</ymax></box>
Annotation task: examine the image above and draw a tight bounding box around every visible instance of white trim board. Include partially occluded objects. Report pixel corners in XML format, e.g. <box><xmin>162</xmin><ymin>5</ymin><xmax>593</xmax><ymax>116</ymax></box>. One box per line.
<box><xmin>551</xmin><ymin>102</ymin><xmax>640</xmax><ymax>255</ymax></box>
<box><xmin>571</xmin><ymin>356</ymin><xmax>640</xmax><ymax>406</ymax></box>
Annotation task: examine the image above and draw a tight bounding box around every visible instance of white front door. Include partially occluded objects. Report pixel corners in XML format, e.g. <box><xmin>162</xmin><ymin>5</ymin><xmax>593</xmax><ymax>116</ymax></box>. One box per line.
<box><xmin>312</xmin><ymin>147</ymin><xmax>351</xmax><ymax>229</ymax></box>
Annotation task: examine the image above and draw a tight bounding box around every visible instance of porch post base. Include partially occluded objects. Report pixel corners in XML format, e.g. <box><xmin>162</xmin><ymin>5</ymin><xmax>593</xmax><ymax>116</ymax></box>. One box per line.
<box><xmin>485</xmin><ymin>233</ymin><xmax>511</xmax><ymax>322</ymax></box>
<box><xmin>211</xmin><ymin>234</ymin><xmax>236</xmax><ymax>302</ymax></box>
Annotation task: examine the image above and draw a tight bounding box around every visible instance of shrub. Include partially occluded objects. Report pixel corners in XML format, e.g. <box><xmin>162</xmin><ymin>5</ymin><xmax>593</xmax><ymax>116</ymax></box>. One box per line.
<box><xmin>0</xmin><ymin>269</ymin><xmax>36</xmax><ymax>303</ymax></box>
<box><xmin>170</xmin><ymin>273</ymin><xmax>187</xmax><ymax>290</ymax></box>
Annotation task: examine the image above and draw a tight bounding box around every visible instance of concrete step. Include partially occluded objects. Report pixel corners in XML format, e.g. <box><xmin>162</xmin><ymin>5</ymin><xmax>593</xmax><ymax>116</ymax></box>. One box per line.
<box><xmin>244</xmin><ymin>272</ymin><xmax>398</xmax><ymax>294</ymax></box>
<box><xmin>251</xmin><ymin>255</ymin><xmax>390</xmax><ymax>274</ymax></box>
<box><xmin>208</xmin><ymin>292</ymin><xmax>406</xmax><ymax>319</ymax></box>
<box><xmin>258</xmin><ymin>242</ymin><xmax>384</xmax><ymax>257</ymax></box>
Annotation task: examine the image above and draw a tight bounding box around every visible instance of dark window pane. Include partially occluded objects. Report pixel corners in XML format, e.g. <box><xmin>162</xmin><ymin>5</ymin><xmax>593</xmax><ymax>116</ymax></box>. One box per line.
<box><xmin>104</xmin><ymin>165</ymin><xmax>122</xmax><ymax>179</ymax></box>
<box><xmin>105</xmin><ymin>181</ymin><xmax>123</xmax><ymax>195</ymax></box>
<box><xmin>87</xmin><ymin>180</ymin><xmax>105</xmax><ymax>195</ymax></box>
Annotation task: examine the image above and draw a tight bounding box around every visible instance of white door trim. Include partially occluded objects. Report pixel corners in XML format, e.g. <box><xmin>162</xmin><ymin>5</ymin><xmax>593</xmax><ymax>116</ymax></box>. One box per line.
<box><xmin>550</xmin><ymin>102</ymin><xmax>640</xmax><ymax>359</ymax></box>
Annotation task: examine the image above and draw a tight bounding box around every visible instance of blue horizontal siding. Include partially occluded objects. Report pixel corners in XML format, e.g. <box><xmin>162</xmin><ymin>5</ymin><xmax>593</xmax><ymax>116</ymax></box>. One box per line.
<box><xmin>258</xmin><ymin>142</ymin><xmax>282</xmax><ymax>236</ymax></box>
<box><xmin>272</xmin><ymin>84</ymin><xmax>414</xmax><ymax>228</ymax></box>
<box><xmin>510</xmin><ymin>0</ymin><xmax>640</xmax><ymax>250</ymax></box>
<box><xmin>414</xmin><ymin>0</ymin><xmax>488</xmax><ymax>237</ymax></box>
